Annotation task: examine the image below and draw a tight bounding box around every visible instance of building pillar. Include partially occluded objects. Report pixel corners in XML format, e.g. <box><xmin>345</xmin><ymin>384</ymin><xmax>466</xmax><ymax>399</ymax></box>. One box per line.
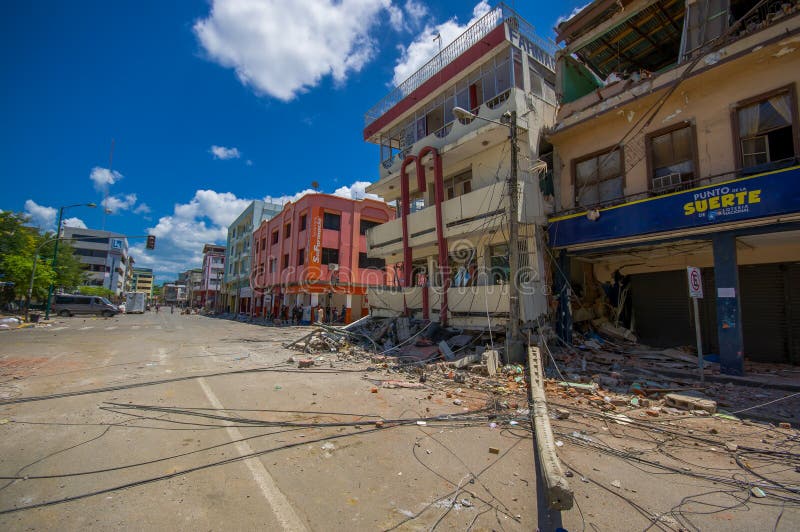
<box><xmin>713</xmin><ymin>233</ymin><xmax>744</xmax><ymax>376</ymax></box>
<box><xmin>345</xmin><ymin>293</ymin><xmax>353</xmax><ymax>324</ymax></box>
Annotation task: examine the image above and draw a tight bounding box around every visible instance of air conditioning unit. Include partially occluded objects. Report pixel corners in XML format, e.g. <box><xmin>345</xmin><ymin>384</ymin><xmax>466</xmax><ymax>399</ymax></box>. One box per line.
<box><xmin>652</xmin><ymin>172</ymin><xmax>682</xmax><ymax>191</ymax></box>
<box><xmin>328</xmin><ymin>263</ymin><xmax>339</xmax><ymax>271</ymax></box>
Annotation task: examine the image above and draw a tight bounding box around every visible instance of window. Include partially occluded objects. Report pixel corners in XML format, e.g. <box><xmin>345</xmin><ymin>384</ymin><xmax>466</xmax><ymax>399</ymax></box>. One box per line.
<box><xmin>734</xmin><ymin>86</ymin><xmax>797</xmax><ymax>171</ymax></box>
<box><xmin>444</xmin><ymin>169</ymin><xmax>472</xmax><ymax>200</ymax></box>
<box><xmin>323</xmin><ymin>212</ymin><xmax>341</xmax><ymax>231</ymax></box>
<box><xmin>271</xmin><ymin>231</ymin><xmax>279</xmax><ymax>245</ymax></box>
<box><xmin>321</xmin><ymin>247</ymin><xmax>339</xmax><ymax>265</ymax></box>
<box><xmin>573</xmin><ymin>148</ymin><xmax>624</xmax><ymax>207</ymax></box>
<box><xmin>489</xmin><ymin>244</ymin><xmax>509</xmax><ymax>284</ymax></box>
<box><xmin>299</xmin><ymin>214</ymin><xmax>307</xmax><ymax>231</ymax></box>
<box><xmin>283</xmin><ymin>254</ymin><xmax>289</xmax><ymax>269</ymax></box>
<box><xmin>269</xmin><ymin>258</ymin><xmax>277</xmax><ymax>273</ymax></box>
<box><xmin>284</xmin><ymin>223</ymin><xmax>291</xmax><ymax>238</ymax></box>
<box><xmin>359</xmin><ymin>219</ymin><xmax>381</xmax><ymax>235</ymax></box>
<box><xmin>297</xmin><ymin>248</ymin><xmax>305</xmax><ymax>266</ymax></box>
<box><xmin>647</xmin><ymin>124</ymin><xmax>696</xmax><ymax>193</ymax></box>
<box><xmin>358</xmin><ymin>252</ymin><xmax>385</xmax><ymax>270</ymax></box>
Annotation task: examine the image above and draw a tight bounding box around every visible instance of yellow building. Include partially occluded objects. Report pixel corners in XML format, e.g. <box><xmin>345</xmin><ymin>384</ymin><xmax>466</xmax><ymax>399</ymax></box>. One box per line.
<box><xmin>547</xmin><ymin>0</ymin><xmax>800</xmax><ymax>372</ymax></box>
<box><xmin>132</xmin><ymin>267</ymin><xmax>154</xmax><ymax>297</ymax></box>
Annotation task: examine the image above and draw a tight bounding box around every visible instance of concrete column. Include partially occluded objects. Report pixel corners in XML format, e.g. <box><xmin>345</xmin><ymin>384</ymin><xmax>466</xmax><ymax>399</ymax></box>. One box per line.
<box><xmin>713</xmin><ymin>233</ymin><xmax>744</xmax><ymax>376</ymax></box>
<box><xmin>345</xmin><ymin>293</ymin><xmax>353</xmax><ymax>324</ymax></box>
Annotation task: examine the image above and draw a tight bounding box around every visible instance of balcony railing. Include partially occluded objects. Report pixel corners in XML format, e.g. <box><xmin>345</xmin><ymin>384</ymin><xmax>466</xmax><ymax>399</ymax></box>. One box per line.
<box><xmin>364</xmin><ymin>2</ymin><xmax>556</xmax><ymax>128</ymax></box>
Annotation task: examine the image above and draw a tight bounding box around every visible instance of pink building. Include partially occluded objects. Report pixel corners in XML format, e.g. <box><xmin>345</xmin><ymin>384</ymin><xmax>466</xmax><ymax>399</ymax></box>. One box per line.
<box><xmin>251</xmin><ymin>193</ymin><xmax>395</xmax><ymax>323</ymax></box>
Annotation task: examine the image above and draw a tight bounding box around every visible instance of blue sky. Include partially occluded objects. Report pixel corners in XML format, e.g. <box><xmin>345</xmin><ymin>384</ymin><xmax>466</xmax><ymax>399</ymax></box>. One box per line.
<box><xmin>1</xmin><ymin>0</ymin><xmax>587</xmax><ymax>281</ymax></box>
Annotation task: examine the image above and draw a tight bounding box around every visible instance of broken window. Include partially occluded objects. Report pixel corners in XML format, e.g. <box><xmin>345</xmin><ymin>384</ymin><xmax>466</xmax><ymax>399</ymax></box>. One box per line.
<box><xmin>648</xmin><ymin>124</ymin><xmax>696</xmax><ymax>192</ymax></box>
<box><xmin>573</xmin><ymin>148</ymin><xmax>624</xmax><ymax>207</ymax></box>
<box><xmin>735</xmin><ymin>88</ymin><xmax>797</xmax><ymax>171</ymax></box>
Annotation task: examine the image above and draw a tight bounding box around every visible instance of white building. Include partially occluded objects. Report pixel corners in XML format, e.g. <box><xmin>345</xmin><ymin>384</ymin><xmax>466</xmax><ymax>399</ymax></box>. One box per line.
<box><xmin>363</xmin><ymin>4</ymin><xmax>558</xmax><ymax>330</ymax></box>
<box><xmin>62</xmin><ymin>227</ymin><xmax>131</xmax><ymax>296</ymax></box>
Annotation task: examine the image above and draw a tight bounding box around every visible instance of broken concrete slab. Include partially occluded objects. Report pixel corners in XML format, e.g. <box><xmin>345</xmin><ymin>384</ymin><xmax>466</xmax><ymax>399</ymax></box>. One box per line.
<box><xmin>664</xmin><ymin>392</ymin><xmax>717</xmax><ymax>414</ymax></box>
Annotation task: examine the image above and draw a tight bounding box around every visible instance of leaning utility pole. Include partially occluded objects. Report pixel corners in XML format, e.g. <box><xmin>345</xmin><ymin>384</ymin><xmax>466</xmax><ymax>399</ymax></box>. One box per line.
<box><xmin>506</xmin><ymin>110</ymin><xmax>524</xmax><ymax>363</ymax></box>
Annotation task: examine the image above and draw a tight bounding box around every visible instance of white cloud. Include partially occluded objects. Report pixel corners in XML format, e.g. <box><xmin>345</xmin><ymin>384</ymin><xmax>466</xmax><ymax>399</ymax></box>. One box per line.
<box><xmin>333</xmin><ymin>180</ymin><xmax>381</xmax><ymax>200</ymax></box>
<box><xmin>23</xmin><ymin>199</ymin><xmax>57</xmax><ymax>230</ymax></box>
<box><xmin>403</xmin><ymin>0</ymin><xmax>428</xmax><ymax>27</ymax></box>
<box><xmin>134</xmin><ymin>203</ymin><xmax>151</xmax><ymax>214</ymax></box>
<box><xmin>210</xmin><ymin>145</ymin><xmax>241</xmax><ymax>160</ymax></box>
<box><xmin>62</xmin><ymin>217</ymin><xmax>87</xmax><ymax>229</ymax></box>
<box><xmin>194</xmin><ymin>0</ymin><xmax>394</xmax><ymax>101</ymax></box>
<box><xmin>90</xmin><ymin>167</ymin><xmax>123</xmax><ymax>190</ymax></box>
<box><xmin>392</xmin><ymin>1</ymin><xmax>491</xmax><ymax>87</ymax></box>
<box><xmin>102</xmin><ymin>193</ymin><xmax>138</xmax><ymax>213</ymax></box>
<box><xmin>556</xmin><ymin>3</ymin><xmax>592</xmax><ymax>27</ymax></box>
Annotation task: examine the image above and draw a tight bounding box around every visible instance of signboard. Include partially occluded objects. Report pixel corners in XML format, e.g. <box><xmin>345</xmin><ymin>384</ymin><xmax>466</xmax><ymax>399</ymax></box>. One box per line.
<box><xmin>307</xmin><ymin>206</ymin><xmax>324</xmax><ymax>280</ymax></box>
<box><xmin>549</xmin><ymin>166</ymin><xmax>800</xmax><ymax>249</ymax></box>
<box><xmin>109</xmin><ymin>238</ymin><xmax>124</xmax><ymax>255</ymax></box>
<box><xmin>687</xmin><ymin>267</ymin><xmax>703</xmax><ymax>299</ymax></box>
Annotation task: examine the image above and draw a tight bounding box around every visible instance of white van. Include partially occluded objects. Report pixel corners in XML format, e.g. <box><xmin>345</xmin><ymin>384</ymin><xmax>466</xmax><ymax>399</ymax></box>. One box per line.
<box><xmin>53</xmin><ymin>294</ymin><xmax>120</xmax><ymax>317</ymax></box>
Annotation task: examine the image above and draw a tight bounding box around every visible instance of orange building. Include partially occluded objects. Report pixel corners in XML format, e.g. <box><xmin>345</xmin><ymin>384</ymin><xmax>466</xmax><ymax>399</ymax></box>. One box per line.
<box><xmin>251</xmin><ymin>193</ymin><xmax>395</xmax><ymax>323</ymax></box>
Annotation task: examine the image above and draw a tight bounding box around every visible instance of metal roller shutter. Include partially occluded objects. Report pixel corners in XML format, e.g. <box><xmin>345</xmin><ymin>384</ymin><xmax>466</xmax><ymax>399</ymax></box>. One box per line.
<box><xmin>630</xmin><ymin>271</ymin><xmax>694</xmax><ymax>348</ymax></box>
<box><xmin>739</xmin><ymin>264</ymin><xmax>789</xmax><ymax>363</ymax></box>
<box><xmin>786</xmin><ymin>263</ymin><xmax>800</xmax><ymax>365</ymax></box>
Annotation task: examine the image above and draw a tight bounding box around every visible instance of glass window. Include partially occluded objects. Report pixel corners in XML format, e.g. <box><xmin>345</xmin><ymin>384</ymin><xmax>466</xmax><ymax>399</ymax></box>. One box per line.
<box><xmin>283</xmin><ymin>254</ymin><xmax>289</xmax><ymax>268</ymax></box>
<box><xmin>284</xmin><ymin>223</ymin><xmax>291</xmax><ymax>238</ymax></box>
<box><xmin>649</xmin><ymin>125</ymin><xmax>695</xmax><ymax>192</ymax></box>
<box><xmin>574</xmin><ymin>148</ymin><xmax>624</xmax><ymax>207</ymax></box>
<box><xmin>299</xmin><ymin>214</ymin><xmax>307</xmax><ymax>231</ymax></box>
<box><xmin>736</xmin><ymin>91</ymin><xmax>796</xmax><ymax>169</ymax></box>
<box><xmin>323</xmin><ymin>212</ymin><xmax>341</xmax><ymax>231</ymax></box>
<box><xmin>359</xmin><ymin>219</ymin><xmax>381</xmax><ymax>235</ymax></box>
<box><xmin>322</xmin><ymin>247</ymin><xmax>339</xmax><ymax>265</ymax></box>
<box><xmin>271</xmin><ymin>231</ymin><xmax>279</xmax><ymax>244</ymax></box>
<box><xmin>358</xmin><ymin>252</ymin><xmax>385</xmax><ymax>270</ymax></box>
<box><xmin>297</xmin><ymin>248</ymin><xmax>305</xmax><ymax>266</ymax></box>
<box><xmin>489</xmin><ymin>244</ymin><xmax>509</xmax><ymax>284</ymax></box>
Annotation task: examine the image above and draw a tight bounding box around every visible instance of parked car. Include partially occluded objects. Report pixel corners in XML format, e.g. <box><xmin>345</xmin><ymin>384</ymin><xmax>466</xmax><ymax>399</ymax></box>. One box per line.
<box><xmin>52</xmin><ymin>294</ymin><xmax>120</xmax><ymax>317</ymax></box>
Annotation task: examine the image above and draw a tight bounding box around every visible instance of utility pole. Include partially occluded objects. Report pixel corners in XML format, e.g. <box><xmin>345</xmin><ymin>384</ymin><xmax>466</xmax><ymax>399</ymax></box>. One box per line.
<box><xmin>506</xmin><ymin>110</ymin><xmax>524</xmax><ymax>363</ymax></box>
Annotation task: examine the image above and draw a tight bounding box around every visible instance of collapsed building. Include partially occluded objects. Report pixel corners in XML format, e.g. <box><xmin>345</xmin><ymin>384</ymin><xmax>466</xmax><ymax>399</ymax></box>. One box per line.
<box><xmin>546</xmin><ymin>0</ymin><xmax>800</xmax><ymax>374</ymax></box>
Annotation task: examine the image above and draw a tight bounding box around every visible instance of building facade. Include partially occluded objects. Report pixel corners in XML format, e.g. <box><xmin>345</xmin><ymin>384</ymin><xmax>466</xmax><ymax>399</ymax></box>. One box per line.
<box><xmin>132</xmin><ymin>267</ymin><xmax>154</xmax><ymax>297</ymax></box>
<box><xmin>223</xmin><ymin>200</ymin><xmax>283</xmax><ymax>314</ymax></box>
<box><xmin>251</xmin><ymin>193</ymin><xmax>395</xmax><ymax>323</ymax></box>
<box><xmin>62</xmin><ymin>227</ymin><xmax>131</xmax><ymax>296</ymax></box>
<box><xmin>547</xmin><ymin>0</ymin><xmax>800</xmax><ymax>372</ymax></box>
<box><xmin>363</xmin><ymin>4</ymin><xmax>558</xmax><ymax>329</ymax></box>
<box><xmin>163</xmin><ymin>283</ymin><xmax>187</xmax><ymax>307</ymax></box>
<box><xmin>184</xmin><ymin>268</ymin><xmax>203</xmax><ymax>307</ymax></box>
<box><xmin>199</xmin><ymin>244</ymin><xmax>225</xmax><ymax>310</ymax></box>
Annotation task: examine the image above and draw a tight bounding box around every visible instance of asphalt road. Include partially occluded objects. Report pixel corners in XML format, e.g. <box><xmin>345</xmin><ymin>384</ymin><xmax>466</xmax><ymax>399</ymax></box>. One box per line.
<box><xmin>1</xmin><ymin>312</ymin><xmax>797</xmax><ymax>531</ymax></box>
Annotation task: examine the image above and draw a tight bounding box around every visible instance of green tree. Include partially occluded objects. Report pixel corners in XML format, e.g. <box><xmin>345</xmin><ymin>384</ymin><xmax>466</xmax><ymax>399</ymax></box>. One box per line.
<box><xmin>2</xmin><ymin>254</ymin><xmax>56</xmax><ymax>300</ymax></box>
<box><xmin>77</xmin><ymin>286</ymin><xmax>115</xmax><ymax>299</ymax></box>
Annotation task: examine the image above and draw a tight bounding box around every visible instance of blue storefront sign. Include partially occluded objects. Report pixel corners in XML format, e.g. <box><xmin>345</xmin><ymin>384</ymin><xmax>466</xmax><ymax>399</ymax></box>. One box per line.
<box><xmin>548</xmin><ymin>166</ymin><xmax>800</xmax><ymax>249</ymax></box>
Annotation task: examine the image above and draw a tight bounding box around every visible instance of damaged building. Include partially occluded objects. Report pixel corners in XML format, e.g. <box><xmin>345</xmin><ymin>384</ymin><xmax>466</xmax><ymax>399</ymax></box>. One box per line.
<box><xmin>547</xmin><ymin>0</ymin><xmax>800</xmax><ymax>374</ymax></box>
<box><xmin>362</xmin><ymin>4</ymin><xmax>558</xmax><ymax>331</ymax></box>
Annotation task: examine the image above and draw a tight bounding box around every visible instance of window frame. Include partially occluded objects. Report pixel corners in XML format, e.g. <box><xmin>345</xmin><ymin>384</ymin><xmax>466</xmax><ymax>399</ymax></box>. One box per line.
<box><xmin>359</xmin><ymin>218</ymin><xmax>382</xmax><ymax>236</ymax></box>
<box><xmin>322</xmin><ymin>212</ymin><xmax>341</xmax><ymax>231</ymax></box>
<box><xmin>321</xmin><ymin>247</ymin><xmax>339</xmax><ymax>265</ymax></box>
<box><xmin>570</xmin><ymin>145</ymin><xmax>626</xmax><ymax>208</ymax></box>
<box><xmin>731</xmin><ymin>83</ymin><xmax>799</xmax><ymax>171</ymax></box>
<box><xmin>645</xmin><ymin>121</ymin><xmax>699</xmax><ymax>193</ymax></box>
<box><xmin>299</xmin><ymin>213</ymin><xmax>307</xmax><ymax>231</ymax></box>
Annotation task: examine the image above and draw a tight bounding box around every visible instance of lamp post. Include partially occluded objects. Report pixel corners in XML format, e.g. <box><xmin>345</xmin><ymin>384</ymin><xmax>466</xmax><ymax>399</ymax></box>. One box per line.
<box><xmin>452</xmin><ymin>107</ymin><xmax>523</xmax><ymax>361</ymax></box>
<box><xmin>44</xmin><ymin>202</ymin><xmax>97</xmax><ymax>319</ymax></box>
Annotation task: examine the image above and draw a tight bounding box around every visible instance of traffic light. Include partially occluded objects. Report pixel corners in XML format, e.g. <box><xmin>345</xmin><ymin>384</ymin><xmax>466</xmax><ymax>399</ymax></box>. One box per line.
<box><xmin>146</xmin><ymin>235</ymin><xmax>156</xmax><ymax>250</ymax></box>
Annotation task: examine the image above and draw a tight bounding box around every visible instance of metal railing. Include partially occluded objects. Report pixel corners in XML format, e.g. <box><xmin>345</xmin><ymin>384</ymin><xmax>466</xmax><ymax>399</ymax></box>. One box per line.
<box><xmin>364</xmin><ymin>3</ymin><xmax>556</xmax><ymax>128</ymax></box>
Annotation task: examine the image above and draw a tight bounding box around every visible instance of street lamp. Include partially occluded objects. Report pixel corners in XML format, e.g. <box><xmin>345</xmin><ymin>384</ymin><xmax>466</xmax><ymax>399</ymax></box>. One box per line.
<box><xmin>44</xmin><ymin>202</ymin><xmax>97</xmax><ymax>319</ymax></box>
<box><xmin>452</xmin><ymin>106</ymin><xmax>524</xmax><ymax>362</ymax></box>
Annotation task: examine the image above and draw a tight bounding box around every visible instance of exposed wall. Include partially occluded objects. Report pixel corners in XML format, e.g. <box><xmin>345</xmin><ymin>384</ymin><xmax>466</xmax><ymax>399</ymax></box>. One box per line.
<box><xmin>551</xmin><ymin>32</ymin><xmax>800</xmax><ymax>211</ymax></box>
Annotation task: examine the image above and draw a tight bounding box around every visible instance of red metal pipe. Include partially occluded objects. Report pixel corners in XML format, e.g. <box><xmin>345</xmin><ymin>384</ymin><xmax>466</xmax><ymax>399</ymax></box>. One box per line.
<box><xmin>399</xmin><ymin>155</ymin><xmax>417</xmax><ymax>289</ymax></box>
<box><xmin>415</xmin><ymin>146</ymin><xmax>449</xmax><ymax>327</ymax></box>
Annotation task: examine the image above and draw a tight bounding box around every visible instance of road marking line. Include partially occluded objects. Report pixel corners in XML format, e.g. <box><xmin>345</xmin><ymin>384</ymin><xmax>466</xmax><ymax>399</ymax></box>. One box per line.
<box><xmin>197</xmin><ymin>378</ymin><xmax>307</xmax><ymax>531</ymax></box>
<box><xmin>79</xmin><ymin>326</ymin><xmax>94</xmax><ymax>330</ymax></box>
<box><xmin>50</xmin><ymin>327</ymin><xmax>67</xmax><ymax>331</ymax></box>
<box><xmin>105</xmin><ymin>326</ymin><xmax>118</xmax><ymax>330</ymax></box>
<box><xmin>131</xmin><ymin>325</ymin><xmax>140</xmax><ymax>330</ymax></box>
